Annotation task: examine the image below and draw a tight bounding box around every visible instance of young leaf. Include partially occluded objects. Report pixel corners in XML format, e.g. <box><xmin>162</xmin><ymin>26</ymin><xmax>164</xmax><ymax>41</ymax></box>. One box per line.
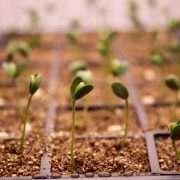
<box><xmin>76</xmin><ymin>70</ymin><xmax>93</xmax><ymax>84</ymax></box>
<box><xmin>29</xmin><ymin>74</ymin><xmax>41</xmax><ymax>95</ymax></box>
<box><xmin>111</xmin><ymin>82</ymin><xmax>129</xmax><ymax>100</ymax></box>
<box><xmin>110</xmin><ymin>59</ymin><xmax>129</xmax><ymax>76</ymax></box>
<box><xmin>96</xmin><ymin>41</ymin><xmax>109</xmax><ymax>56</ymax></box>
<box><xmin>2</xmin><ymin>62</ymin><xmax>17</xmax><ymax>78</ymax></box>
<box><xmin>170</xmin><ymin>120</ymin><xmax>180</xmax><ymax>141</ymax></box>
<box><xmin>150</xmin><ymin>49</ymin><xmax>165</xmax><ymax>66</ymax></box>
<box><xmin>68</xmin><ymin>60</ymin><xmax>87</xmax><ymax>75</ymax></box>
<box><xmin>165</xmin><ymin>74</ymin><xmax>180</xmax><ymax>91</ymax></box>
<box><xmin>70</xmin><ymin>76</ymin><xmax>83</xmax><ymax>98</ymax></box>
<box><xmin>74</xmin><ymin>84</ymin><xmax>93</xmax><ymax>100</ymax></box>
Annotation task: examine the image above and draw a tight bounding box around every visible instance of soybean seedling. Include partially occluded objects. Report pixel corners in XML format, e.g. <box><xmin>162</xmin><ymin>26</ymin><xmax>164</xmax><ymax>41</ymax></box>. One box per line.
<box><xmin>70</xmin><ymin>76</ymin><xmax>94</xmax><ymax>168</ymax></box>
<box><xmin>111</xmin><ymin>82</ymin><xmax>129</xmax><ymax>147</ymax></box>
<box><xmin>150</xmin><ymin>49</ymin><xmax>166</xmax><ymax>98</ymax></box>
<box><xmin>19</xmin><ymin>74</ymin><xmax>41</xmax><ymax>151</ymax></box>
<box><xmin>97</xmin><ymin>29</ymin><xmax>117</xmax><ymax>75</ymax></box>
<box><xmin>2</xmin><ymin>62</ymin><xmax>25</xmax><ymax>117</ymax></box>
<box><xmin>165</xmin><ymin>74</ymin><xmax>180</xmax><ymax>120</ymax></box>
<box><xmin>169</xmin><ymin>120</ymin><xmax>180</xmax><ymax>160</ymax></box>
<box><xmin>108</xmin><ymin>59</ymin><xmax>129</xmax><ymax>112</ymax></box>
<box><xmin>68</xmin><ymin>60</ymin><xmax>88</xmax><ymax>75</ymax></box>
<box><xmin>76</xmin><ymin>70</ymin><xmax>93</xmax><ymax>128</ymax></box>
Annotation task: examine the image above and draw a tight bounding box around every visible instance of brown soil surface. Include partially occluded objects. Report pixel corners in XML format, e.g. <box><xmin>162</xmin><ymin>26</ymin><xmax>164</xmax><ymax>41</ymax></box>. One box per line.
<box><xmin>156</xmin><ymin>137</ymin><xmax>180</xmax><ymax>171</ymax></box>
<box><xmin>0</xmin><ymin>107</ymin><xmax>45</xmax><ymax>136</ymax></box>
<box><xmin>52</xmin><ymin>136</ymin><xmax>150</xmax><ymax>175</ymax></box>
<box><xmin>144</xmin><ymin>106</ymin><xmax>180</xmax><ymax>131</ymax></box>
<box><xmin>0</xmin><ymin>133</ymin><xmax>44</xmax><ymax>177</ymax></box>
<box><xmin>55</xmin><ymin>108</ymin><xmax>140</xmax><ymax>135</ymax></box>
<box><xmin>131</xmin><ymin>63</ymin><xmax>178</xmax><ymax>103</ymax></box>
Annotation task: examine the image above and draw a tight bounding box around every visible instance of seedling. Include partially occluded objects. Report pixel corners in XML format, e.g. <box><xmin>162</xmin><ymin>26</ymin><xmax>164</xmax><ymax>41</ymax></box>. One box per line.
<box><xmin>169</xmin><ymin>120</ymin><xmax>180</xmax><ymax>160</ymax></box>
<box><xmin>110</xmin><ymin>58</ymin><xmax>129</xmax><ymax>77</ymax></box>
<box><xmin>70</xmin><ymin>76</ymin><xmax>94</xmax><ymax>168</ymax></box>
<box><xmin>165</xmin><ymin>74</ymin><xmax>180</xmax><ymax>120</ymax></box>
<box><xmin>2</xmin><ymin>62</ymin><xmax>25</xmax><ymax>117</ymax></box>
<box><xmin>68</xmin><ymin>60</ymin><xmax>87</xmax><ymax>75</ymax></box>
<box><xmin>165</xmin><ymin>39</ymin><xmax>180</xmax><ymax>73</ymax></box>
<box><xmin>97</xmin><ymin>29</ymin><xmax>117</xmax><ymax>74</ymax></box>
<box><xmin>129</xmin><ymin>0</ymin><xmax>143</xmax><ymax>30</ymax></box>
<box><xmin>19</xmin><ymin>74</ymin><xmax>41</xmax><ymax>151</ymax></box>
<box><xmin>150</xmin><ymin>49</ymin><xmax>166</xmax><ymax>98</ymax></box>
<box><xmin>6</xmin><ymin>40</ymin><xmax>30</xmax><ymax>62</ymax></box>
<box><xmin>168</xmin><ymin>19</ymin><xmax>180</xmax><ymax>33</ymax></box>
<box><xmin>111</xmin><ymin>82</ymin><xmax>129</xmax><ymax>147</ymax></box>
<box><xmin>76</xmin><ymin>70</ymin><xmax>93</xmax><ymax>128</ymax></box>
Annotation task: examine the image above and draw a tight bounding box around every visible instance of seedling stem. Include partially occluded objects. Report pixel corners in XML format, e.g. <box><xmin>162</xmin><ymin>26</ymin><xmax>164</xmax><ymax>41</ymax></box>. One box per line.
<box><xmin>172</xmin><ymin>139</ymin><xmax>180</xmax><ymax>160</ymax></box>
<box><xmin>19</xmin><ymin>94</ymin><xmax>32</xmax><ymax>151</ymax></box>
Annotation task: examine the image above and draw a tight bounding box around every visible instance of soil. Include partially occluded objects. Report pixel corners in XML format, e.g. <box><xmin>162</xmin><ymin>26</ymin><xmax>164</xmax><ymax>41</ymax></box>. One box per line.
<box><xmin>55</xmin><ymin>108</ymin><xmax>140</xmax><ymax>135</ymax></box>
<box><xmin>131</xmin><ymin>62</ymin><xmax>179</xmax><ymax>103</ymax></box>
<box><xmin>51</xmin><ymin>136</ymin><xmax>150</xmax><ymax>175</ymax></box>
<box><xmin>0</xmin><ymin>133</ymin><xmax>44</xmax><ymax>177</ymax></box>
<box><xmin>156</xmin><ymin>137</ymin><xmax>180</xmax><ymax>171</ymax></box>
<box><xmin>144</xmin><ymin>106</ymin><xmax>180</xmax><ymax>131</ymax></box>
<box><xmin>0</xmin><ymin>107</ymin><xmax>45</xmax><ymax>136</ymax></box>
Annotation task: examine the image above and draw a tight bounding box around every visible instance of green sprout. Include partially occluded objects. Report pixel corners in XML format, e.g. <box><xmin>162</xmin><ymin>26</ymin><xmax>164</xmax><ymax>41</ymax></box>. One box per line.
<box><xmin>165</xmin><ymin>74</ymin><xmax>180</xmax><ymax>120</ymax></box>
<box><xmin>6</xmin><ymin>40</ymin><xmax>30</xmax><ymax>62</ymax></box>
<box><xmin>169</xmin><ymin>120</ymin><xmax>180</xmax><ymax>160</ymax></box>
<box><xmin>150</xmin><ymin>49</ymin><xmax>166</xmax><ymax>98</ymax></box>
<box><xmin>26</xmin><ymin>7</ymin><xmax>39</xmax><ymax>31</ymax></box>
<box><xmin>19</xmin><ymin>74</ymin><xmax>41</xmax><ymax>151</ymax></box>
<box><xmin>68</xmin><ymin>60</ymin><xmax>87</xmax><ymax>75</ymax></box>
<box><xmin>76</xmin><ymin>70</ymin><xmax>93</xmax><ymax>128</ymax></box>
<box><xmin>97</xmin><ymin>29</ymin><xmax>117</xmax><ymax>74</ymax></box>
<box><xmin>111</xmin><ymin>82</ymin><xmax>129</xmax><ymax>147</ymax></box>
<box><xmin>168</xmin><ymin>19</ymin><xmax>180</xmax><ymax>33</ymax></box>
<box><xmin>2</xmin><ymin>62</ymin><xmax>25</xmax><ymax>117</ymax></box>
<box><xmin>129</xmin><ymin>0</ymin><xmax>143</xmax><ymax>30</ymax></box>
<box><xmin>70</xmin><ymin>76</ymin><xmax>94</xmax><ymax>168</ymax></box>
<box><xmin>110</xmin><ymin>59</ymin><xmax>129</xmax><ymax>76</ymax></box>
<box><xmin>165</xmin><ymin>39</ymin><xmax>180</xmax><ymax>72</ymax></box>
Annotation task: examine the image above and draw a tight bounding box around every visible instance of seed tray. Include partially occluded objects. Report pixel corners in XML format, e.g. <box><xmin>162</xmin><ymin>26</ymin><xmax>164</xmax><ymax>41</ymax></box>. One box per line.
<box><xmin>0</xmin><ymin>33</ymin><xmax>179</xmax><ymax>179</ymax></box>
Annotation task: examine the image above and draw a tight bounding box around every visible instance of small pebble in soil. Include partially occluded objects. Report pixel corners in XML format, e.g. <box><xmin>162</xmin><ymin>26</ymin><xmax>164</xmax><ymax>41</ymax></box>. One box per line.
<box><xmin>98</xmin><ymin>172</ymin><xmax>111</xmax><ymax>177</ymax></box>
<box><xmin>71</xmin><ymin>174</ymin><xmax>80</xmax><ymax>178</ymax></box>
<box><xmin>51</xmin><ymin>173</ymin><xmax>62</xmax><ymax>178</ymax></box>
<box><xmin>0</xmin><ymin>132</ymin><xmax>9</xmax><ymax>141</ymax></box>
<box><xmin>33</xmin><ymin>174</ymin><xmax>49</xmax><ymax>179</ymax></box>
<box><xmin>144</xmin><ymin>69</ymin><xmax>156</xmax><ymax>81</ymax></box>
<box><xmin>123</xmin><ymin>172</ymin><xmax>133</xmax><ymax>177</ymax></box>
<box><xmin>85</xmin><ymin>172</ymin><xmax>94</xmax><ymax>177</ymax></box>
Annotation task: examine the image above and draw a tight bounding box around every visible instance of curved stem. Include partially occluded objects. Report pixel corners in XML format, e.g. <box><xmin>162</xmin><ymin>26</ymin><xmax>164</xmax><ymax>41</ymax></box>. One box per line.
<box><xmin>172</xmin><ymin>140</ymin><xmax>180</xmax><ymax>160</ymax></box>
<box><xmin>19</xmin><ymin>95</ymin><xmax>32</xmax><ymax>151</ymax></box>
<box><xmin>71</xmin><ymin>99</ymin><xmax>76</xmax><ymax>168</ymax></box>
<box><xmin>122</xmin><ymin>99</ymin><xmax>129</xmax><ymax>147</ymax></box>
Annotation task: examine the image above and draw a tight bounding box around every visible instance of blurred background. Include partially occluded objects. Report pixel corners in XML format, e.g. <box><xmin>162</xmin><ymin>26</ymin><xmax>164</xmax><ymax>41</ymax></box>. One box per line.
<box><xmin>0</xmin><ymin>0</ymin><xmax>180</xmax><ymax>33</ymax></box>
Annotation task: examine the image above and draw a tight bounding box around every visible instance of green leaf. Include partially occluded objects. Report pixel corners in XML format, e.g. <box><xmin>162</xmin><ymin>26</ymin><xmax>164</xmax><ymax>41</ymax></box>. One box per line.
<box><xmin>68</xmin><ymin>60</ymin><xmax>87</xmax><ymax>75</ymax></box>
<box><xmin>150</xmin><ymin>49</ymin><xmax>165</xmax><ymax>66</ymax></box>
<box><xmin>110</xmin><ymin>59</ymin><xmax>129</xmax><ymax>76</ymax></box>
<box><xmin>74</xmin><ymin>84</ymin><xmax>94</xmax><ymax>100</ymax></box>
<box><xmin>29</xmin><ymin>74</ymin><xmax>41</xmax><ymax>95</ymax></box>
<box><xmin>96</xmin><ymin>41</ymin><xmax>109</xmax><ymax>56</ymax></box>
<box><xmin>170</xmin><ymin>120</ymin><xmax>180</xmax><ymax>141</ymax></box>
<box><xmin>111</xmin><ymin>82</ymin><xmax>129</xmax><ymax>100</ymax></box>
<box><xmin>165</xmin><ymin>74</ymin><xmax>180</xmax><ymax>91</ymax></box>
<box><xmin>76</xmin><ymin>70</ymin><xmax>93</xmax><ymax>84</ymax></box>
<box><xmin>2</xmin><ymin>62</ymin><xmax>17</xmax><ymax>78</ymax></box>
<box><xmin>70</xmin><ymin>76</ymin><xmax>82</xmax><ymax>98</ymax></box>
